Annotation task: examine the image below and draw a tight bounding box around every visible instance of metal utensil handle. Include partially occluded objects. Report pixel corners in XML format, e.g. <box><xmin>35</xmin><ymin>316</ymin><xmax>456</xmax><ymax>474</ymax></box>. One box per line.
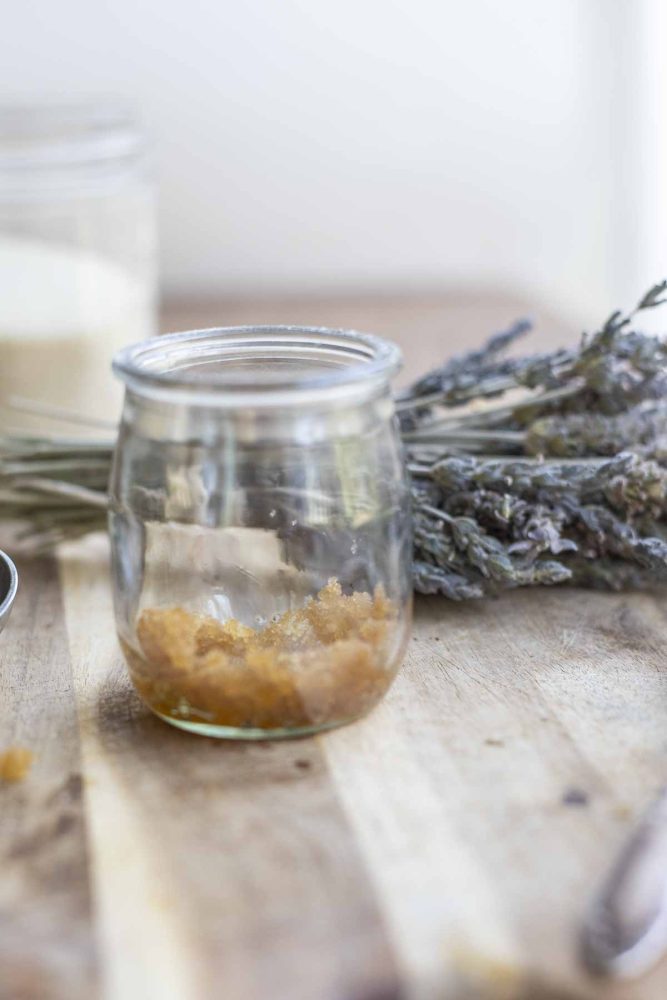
<box><xmin>582</xmin><ymin>786</ymin><xmax>667</xmax><ymax>979</ymax></box>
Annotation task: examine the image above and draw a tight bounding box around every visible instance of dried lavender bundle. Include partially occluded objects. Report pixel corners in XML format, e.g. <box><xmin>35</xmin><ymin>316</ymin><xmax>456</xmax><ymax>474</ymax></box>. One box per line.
<box><xmin>407</xmin><ymin>281</ymin><xmax>667</xmax><ymax>597</ymax></box>
<box><xmin>3</xmin><ymin>282</ymin><xmax>667</xmax><ymax>598</ymax></box>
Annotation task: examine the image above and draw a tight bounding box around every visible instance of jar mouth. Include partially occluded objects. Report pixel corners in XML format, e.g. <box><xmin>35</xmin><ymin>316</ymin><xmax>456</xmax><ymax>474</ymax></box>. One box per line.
<box><xmin>113</xmin><ymin>326</ymin><xmax>402</xmax><ymax>402</ymax></box>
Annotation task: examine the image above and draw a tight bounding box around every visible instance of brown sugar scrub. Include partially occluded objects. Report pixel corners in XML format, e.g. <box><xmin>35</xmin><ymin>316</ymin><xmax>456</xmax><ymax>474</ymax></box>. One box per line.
<box><xmin>0</xmin><ymin>747</ymin><xmax>34</xmax><ymax>782</ymax></box>
<box><xmin>122</xmin><ymin>579</ymin><xmax>402</xmax><ymax>734</ymax></box>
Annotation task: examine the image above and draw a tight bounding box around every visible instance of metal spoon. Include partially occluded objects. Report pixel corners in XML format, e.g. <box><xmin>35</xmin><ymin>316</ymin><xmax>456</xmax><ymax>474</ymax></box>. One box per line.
<box><xmin>0</xmin><ymin>549</ymin><xmax>18</xmax><ymax>632</ymax></box>
<box><xmin>581</xmin><ymin>786</ymin><xmax>667</xmax><ymax>979</ymax></box>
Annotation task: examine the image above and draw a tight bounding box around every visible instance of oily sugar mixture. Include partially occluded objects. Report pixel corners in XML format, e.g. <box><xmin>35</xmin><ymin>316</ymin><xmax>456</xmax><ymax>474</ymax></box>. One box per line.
<box><xmin>122</xmin><ymin>579</ymin><xmax>401</xmax><ymax>732</ymax></box>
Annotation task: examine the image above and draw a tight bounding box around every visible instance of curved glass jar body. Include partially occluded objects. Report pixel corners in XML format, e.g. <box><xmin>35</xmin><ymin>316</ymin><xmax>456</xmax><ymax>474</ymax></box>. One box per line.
<box><xmin>0</xmin><ymin>102</ymin><xmax>157</xmax><ymax>430</ymax></box>
<box><xmin>110</xmin><ymin>326</ymin><xmax>412</xmax><ymax>738</ymax></box>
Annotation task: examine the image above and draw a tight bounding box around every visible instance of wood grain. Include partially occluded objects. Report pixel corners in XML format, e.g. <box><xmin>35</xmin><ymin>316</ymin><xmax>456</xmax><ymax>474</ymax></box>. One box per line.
<box><xmin>1</xmin><ymin>292</ymin><xmax>667</xmax><ymax>1000</ymax></box>
<box><xmin>0</xmin><ymin>556</ymin><xmax>97</xmax><ymax>1000</ymax></box>
<box><xmin>324</xmin><ymin>591</ymin><xmax>667</xmax><ymax>1000</ymax></box>
<box><xmin>59</xmin><ymin>537</ymin><xmax>400</xmax><ymax>1000</ymax></box>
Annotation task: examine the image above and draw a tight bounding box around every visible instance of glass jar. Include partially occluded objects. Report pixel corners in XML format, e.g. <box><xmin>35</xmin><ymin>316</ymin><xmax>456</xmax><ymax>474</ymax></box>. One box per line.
<box><xmin>0</xmin><ymin>101</ymin><xmax>157</xmax><ymax>430</ymax></box>
<box><xmin>109</xmin><ymin>326</ymin><xmax>412</xmax><ymax>739</ymax></box>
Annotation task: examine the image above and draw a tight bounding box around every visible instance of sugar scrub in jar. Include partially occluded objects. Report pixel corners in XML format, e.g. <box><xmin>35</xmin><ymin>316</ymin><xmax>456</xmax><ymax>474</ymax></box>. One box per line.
<box><xmin>110</xmin><ymin>326</ymin><xmax>412</xmax><ymax>738</ymax></box>
<box><xmin>0</xmin><ymin>102</ymin><xmax>157</xmax><ymax>430</ymax></box>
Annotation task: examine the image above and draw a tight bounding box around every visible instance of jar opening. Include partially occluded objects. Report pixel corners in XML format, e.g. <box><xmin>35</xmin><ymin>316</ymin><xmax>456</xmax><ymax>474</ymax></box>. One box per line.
<box><xmin>113</xmin><ymin>326</ymin><xmax>402</xmax><ymax>402</ymax></box>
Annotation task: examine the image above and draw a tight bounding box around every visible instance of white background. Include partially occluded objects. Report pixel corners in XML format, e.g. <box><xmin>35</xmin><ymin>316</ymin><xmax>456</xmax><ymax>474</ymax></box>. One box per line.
<box><xmin>2</xmin><ymin>0</ymin><xmax>665</xmax><ymax>325</ymax></box>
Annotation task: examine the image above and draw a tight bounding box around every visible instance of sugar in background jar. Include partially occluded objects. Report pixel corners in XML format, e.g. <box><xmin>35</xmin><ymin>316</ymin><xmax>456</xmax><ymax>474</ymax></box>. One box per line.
<box><xmin>110</xmin><ymin>326</ymin><xmax>412</xmax><ymax>738</ymax></box>
<box><xmin>0</xmin><ymin>102</ymin><xmax>157</xmax><ymax>430</ymax></box>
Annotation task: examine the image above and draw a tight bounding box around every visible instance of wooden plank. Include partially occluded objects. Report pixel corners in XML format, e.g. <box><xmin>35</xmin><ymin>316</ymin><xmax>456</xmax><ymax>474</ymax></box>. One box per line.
<box><xmin>2</xmin><ymin>292</ymin><xmax>666</xmax><ymax>999</ymax></box>
<box><xmin>55</xmin><ymin>534</ymin><xmax>667</xmax><ymax>1000</ymax></box>
<box><xmin>58</xmin><ymin>537</ymin><xmax>400</xmax><ymax>1000</ymax></box>
<box><xmin>0</xmin><ymin>556</ymin><xmax>98</xmax><ymax>1000</ymax></box>
<box><xmin>324</xmin><ymin>589</ymin><xmax>667</xmax><ymax>999</ymax></box>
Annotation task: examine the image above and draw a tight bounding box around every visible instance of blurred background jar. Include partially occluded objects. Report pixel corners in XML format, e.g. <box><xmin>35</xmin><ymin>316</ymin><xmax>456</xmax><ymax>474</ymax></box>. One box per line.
<box><xmin>0</xmin><ymin>101</ymin><xmax>157</xmax><ymax>431</ymax></box>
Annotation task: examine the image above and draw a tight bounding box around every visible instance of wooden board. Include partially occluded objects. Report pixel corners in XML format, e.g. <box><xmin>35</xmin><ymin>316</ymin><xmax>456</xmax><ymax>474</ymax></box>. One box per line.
<box><xmin>2</xmin><ymin>293</ymin><xmax>666</xmax><ymax>1000</ymax></box>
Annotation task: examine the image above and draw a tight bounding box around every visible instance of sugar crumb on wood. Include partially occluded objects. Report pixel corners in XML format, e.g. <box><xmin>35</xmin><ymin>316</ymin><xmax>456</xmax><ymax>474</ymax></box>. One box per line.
<box><xmin>0</xmin><ymin>746</ymin><xmax>34</xmax><ymax>782</ymax></box>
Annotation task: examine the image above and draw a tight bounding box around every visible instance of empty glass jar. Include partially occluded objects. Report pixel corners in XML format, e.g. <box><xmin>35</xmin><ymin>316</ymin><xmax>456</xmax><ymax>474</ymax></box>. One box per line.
<box><xmin>110</xmin><ymin>326</ymin><xmax>412</xmax><ymax>738</ymax></box>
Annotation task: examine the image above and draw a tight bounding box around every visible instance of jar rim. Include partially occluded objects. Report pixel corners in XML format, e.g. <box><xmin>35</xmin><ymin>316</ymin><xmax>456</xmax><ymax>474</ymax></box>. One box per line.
<box><xmin>113</xmin><ymin>326</ymin><xmax>403</xmax><ymax>401</ymax></box>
